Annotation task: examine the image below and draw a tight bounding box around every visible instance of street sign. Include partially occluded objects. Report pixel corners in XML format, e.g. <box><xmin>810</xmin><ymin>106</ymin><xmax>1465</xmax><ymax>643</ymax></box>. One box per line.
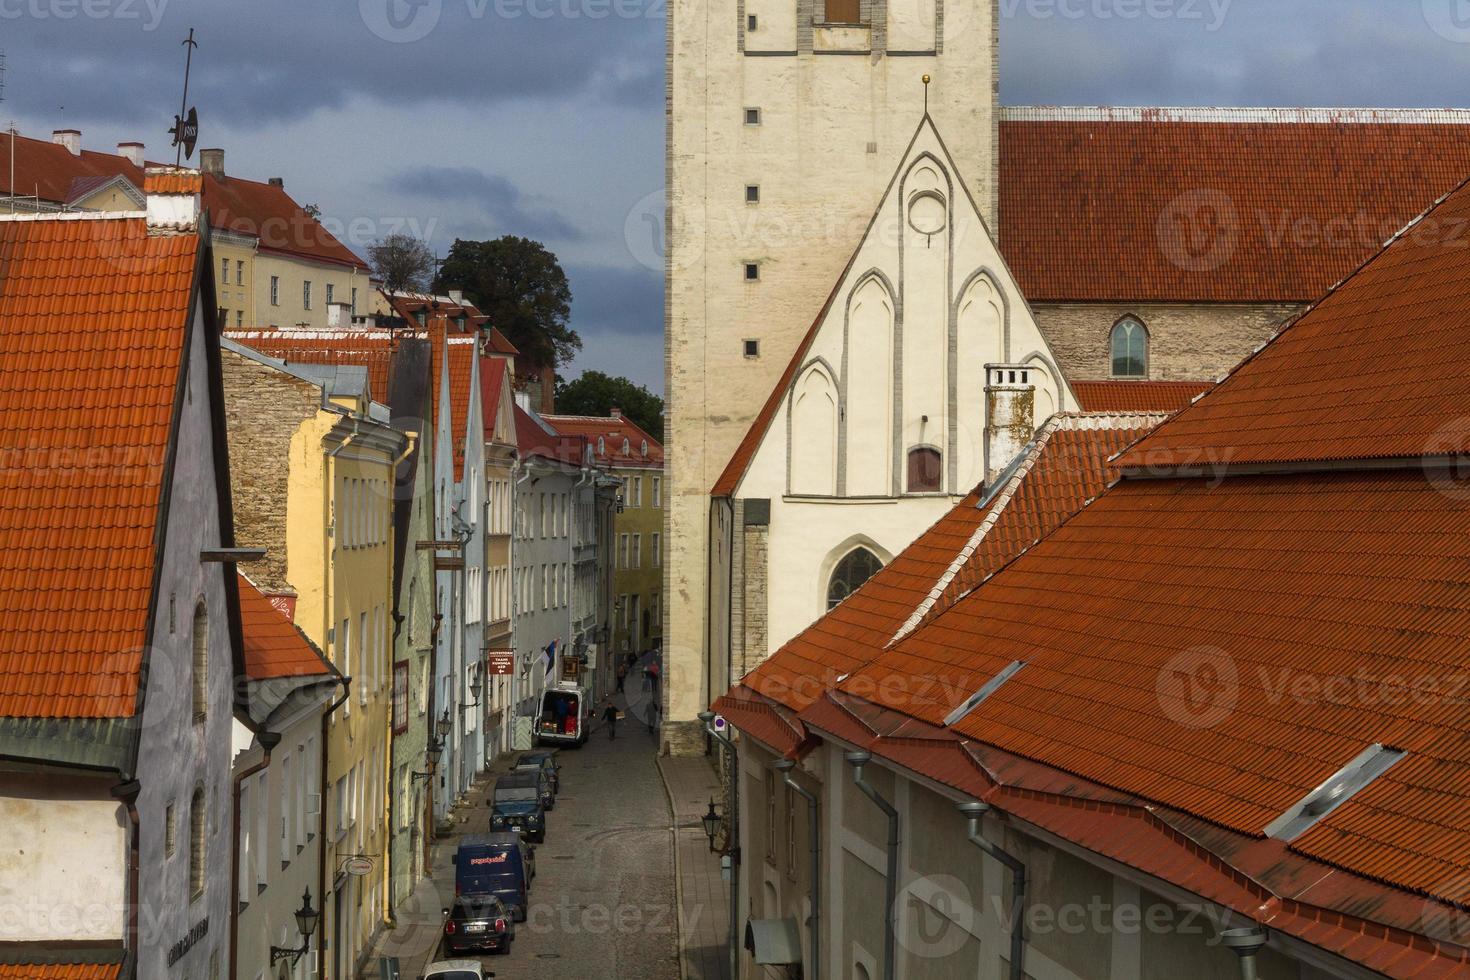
<box><xmin>713</xmin><ymin>714</ymin><xmax>728</xmax><ymax>733</ymax></box>
<box><xmin>487</xmin><ymin>651</ymin><xmax>514</xmax><ymax>676</ymax></box>
<box><xmin>343</xmin><ymin>857</ymin><xmax>373</xmax><ymax>876</ymax></box>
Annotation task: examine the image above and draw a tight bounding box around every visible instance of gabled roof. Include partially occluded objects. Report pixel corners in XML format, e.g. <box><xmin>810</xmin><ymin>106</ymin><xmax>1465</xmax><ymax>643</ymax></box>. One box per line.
<box><xmin>1117</xmin><ymin>172</ymin><xmax>1470</xmax><ymax>469</ymax></box>
<box><xmin>0</xmin><ymin>215</ymin><xmax>200</xmax><ymax>719</ymax></box>
<box><xmin>238</xmin><ymin>574</ymin><xmax>334</xmax><ymax>681</ymax></box>
<box><xmin>383</xmin><ymin>291</ymin><xmax>519</xmax><ymax>356</ymax></box>
<box><xmin>515</xmin><ymin>404</ymin><xmax>586</xmax><ymax>468</ymax></box>
<box><xmin>225</xmin><ymin>329</ymin><xmax>396</xmax><ymax>404</ymax></box>
<box><xmin>541</xmin><ymin>413</ymin><xmax>663</xmax><ymax>468</ymax></box>
<box><xmin>999</xmin><ymin>107</ymin><xmax>1470</xmax><ymax>303</ymax></box>
<box><xmin>1070</xmin><ymin>380</ymin><xmax>1211</xmax><ymax>414</ymax></box>
<box><xmin>480</xmin><ymin>356</ymin><xmax>512</xmax><ymax>447</ymax></box>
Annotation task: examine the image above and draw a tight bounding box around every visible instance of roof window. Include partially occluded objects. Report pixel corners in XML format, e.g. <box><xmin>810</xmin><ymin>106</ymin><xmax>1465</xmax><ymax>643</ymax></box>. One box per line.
<box><xmin>944</xmin><ymin>661</ymin><xmax>1026</xmax><ymax>727</ymax></box>
<box><xmin>1264</xmin><ymin>743</ymin><xmax>1405</xmax><ymax>842</ymax></box>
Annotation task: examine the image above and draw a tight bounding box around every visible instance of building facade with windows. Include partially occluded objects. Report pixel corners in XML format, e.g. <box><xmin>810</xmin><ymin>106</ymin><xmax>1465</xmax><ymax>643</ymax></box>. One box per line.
<box><xmin>543</xmin><ymin>412</ymin><xmax>665</xmax><ymax>667</ymax></box>
<box><xmin>219</xmin><ymin>340</ymin><xmax>405</xmax><ymax>979</ymax></box>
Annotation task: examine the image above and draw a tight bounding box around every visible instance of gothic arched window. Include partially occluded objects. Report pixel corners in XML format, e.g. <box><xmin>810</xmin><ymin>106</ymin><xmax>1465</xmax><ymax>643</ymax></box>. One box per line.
<box><xmin>827</xmin><ymin>547</ymin><xmax>883</xmax><ymax>610</ymax></box>
<box><xmin>907</xmin><ymin>446</ymin><xmax>942</xmax><ymax>493</ymax></box>
<box><xmin>1111</xmin><ymin>317</ymin><xmax>1148</xmax><ymax>378</ymax></box>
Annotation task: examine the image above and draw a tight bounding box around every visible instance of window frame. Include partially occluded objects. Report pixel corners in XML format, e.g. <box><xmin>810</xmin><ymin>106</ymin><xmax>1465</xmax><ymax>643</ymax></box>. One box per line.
<box><xmin>1110</xmin><ymin>315</ymin><xmax>1149</xmax><ymax>379</ymax></box>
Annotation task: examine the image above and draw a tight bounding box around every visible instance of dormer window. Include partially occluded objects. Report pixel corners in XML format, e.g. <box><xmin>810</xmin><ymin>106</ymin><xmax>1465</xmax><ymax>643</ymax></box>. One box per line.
<box><xmin>622</xmin><ymin>438</ymin><xmax>631</xmax><ymax>456</ymax></box>
<box><xmin>597</xmin><ymin>437</ymin><xmax>605</xmax><ymax>455</ymax></box>
<box><xmin>414</xmin><ymin>310</ymin><xmax>426</xmax><ymax>326</ymax></box>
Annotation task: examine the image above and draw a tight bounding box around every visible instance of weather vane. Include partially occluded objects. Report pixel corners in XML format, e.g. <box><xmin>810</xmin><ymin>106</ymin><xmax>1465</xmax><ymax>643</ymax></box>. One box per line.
<box><xmin>169</xmin><ymin>28</ymin><xmax>199</xmax><ymax>165</ymax></box>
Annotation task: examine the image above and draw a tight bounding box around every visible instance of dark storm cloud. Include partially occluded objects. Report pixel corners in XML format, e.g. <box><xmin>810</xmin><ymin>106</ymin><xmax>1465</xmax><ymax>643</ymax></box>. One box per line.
<box><xmin>386</xmin><ymin>165</ymin><xmax>583</xmax><ymax>241</ymax></box>
<box><xmin>565</xmin><ymin>262</ymin><xmax>661</xmax><ymax>338</ymax></box>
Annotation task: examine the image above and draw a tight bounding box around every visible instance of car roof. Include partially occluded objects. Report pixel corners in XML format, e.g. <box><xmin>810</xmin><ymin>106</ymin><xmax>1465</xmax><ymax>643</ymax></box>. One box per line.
<box><xmin>496</xmin><ymin>770</ymin><xmax>540</xmax><ymax>787</ymax></box>
<box><xmin>516</xmin><ymin>751</ymin><xmax>553</xmax><ymax>762</ymax></box>
<box><xmin>458</xmin><ymin>832</ymin><xmax>528</xmax><ymax>849</ymax></box>
<box><xmin>423</xmin><ymin>960</ymin><xmax>482</xmax><ymax>977</ymax></box>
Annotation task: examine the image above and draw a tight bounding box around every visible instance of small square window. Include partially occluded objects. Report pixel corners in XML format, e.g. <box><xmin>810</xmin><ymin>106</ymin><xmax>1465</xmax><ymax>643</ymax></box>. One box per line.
<box><xmin>744</xmin><ymin>263</ymin><xmax>760</xmax><ymax>281</ymax></box>
<box><xmin>745</xmin><ymin>107</ymin><xmax>761</xmax><ymax>126</ymax></box>
<box><xmin>744</xmin><ymin>339</ymin><xmax>760</xmax><ymax>358</ymax></box>
<box><xmin>747</xmin><ymin>13</ymin><xmax>758</xmax><ymax>29</ymax></box>
<box><xmin>745</xmin><ymin>184</ymin><xmax>760</xmax><ymax>204</ymax></box>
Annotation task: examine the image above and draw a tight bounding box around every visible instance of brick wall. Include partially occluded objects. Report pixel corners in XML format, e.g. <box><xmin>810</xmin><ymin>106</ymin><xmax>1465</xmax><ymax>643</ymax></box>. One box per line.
<box><xmin>1034</xmin><ymin>302</ymin><xmax>1304</xmax><ymax>382</ymax></box>
<box><xmin>220</xmin><ymin>348</ymin><xmax>318</xmax><ymax>593</ymax></box>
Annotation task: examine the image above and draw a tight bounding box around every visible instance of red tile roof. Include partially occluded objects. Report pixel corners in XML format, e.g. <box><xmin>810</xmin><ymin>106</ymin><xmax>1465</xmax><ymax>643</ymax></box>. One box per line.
<box><xmin>1118</xmin><ymin>172</ymin><xmax>1470</xmax><ymax>469</ymax></box>
<box><xmin>1070</xmin><ymin>380</ymin><xmax>1211</xmax><ymax>414</ymax></box>
<box><xmin>0</xmin><ymin>131</ymin><xmax>367</xmax><ymax>270</ymax></box>
<box><xmin>383</xmin><ymin>293</ymin><xmax>518</xmax><ymax>357</ymax></box>
<box><xmin>225</xmin><ymin>329</ymin><xmax>396</xmax><ymax>402</ymax></box>
<box><xmin>541</xmin><ymin>414</ymin><xmax>664</xmax><ymax>468</ymax></box>
<box><xmin>0</xmin><ymin>963</ymin><xmax>124</xmax><ymax>980</ymax></box>
<box><xmin>1000</xmin><ymin>111</ymin><xmax>1470</xmax><ymax>303</ymax></box>
<box><xmin>238</xmin><ymin>574</ymin><xmax>333</xmax><ymax>680</ymax></box>
<box><xmin>0</xmin><ymin>216</ymin><xmax>198</xmax><ymax>719</ymax></box>
<box><xmin>515</xmin><ymin>405</ymin><xmax>586</xmax><ymax>467</ymax></box>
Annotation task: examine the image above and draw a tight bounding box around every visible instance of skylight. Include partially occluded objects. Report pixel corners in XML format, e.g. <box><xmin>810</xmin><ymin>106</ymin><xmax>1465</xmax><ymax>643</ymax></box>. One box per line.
<box><xmin>1264</xmin><ymin>743</ymin><xmax>1405</xmax><ymax>842</ymax></box>
<box><xmin>943</xmin><ymin>661</ymin><xmax>1026</xmax><ymax>727</ymax></box>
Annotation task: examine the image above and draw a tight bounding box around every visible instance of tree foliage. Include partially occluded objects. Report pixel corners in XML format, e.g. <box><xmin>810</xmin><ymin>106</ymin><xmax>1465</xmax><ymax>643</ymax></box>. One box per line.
<box><xmin>555</xmin><ymin>371</ymin><xmax>664</xmax><ymax>440</ymax></box>
<box><xmin>369</xmin><ymin>233</ymin><xmax>436</xmax><ymax>296</ymax></box>
<box><xmin>434</xmin><ymin>236</ymin><xmax>579</xmax><ymax>372</ymax></box>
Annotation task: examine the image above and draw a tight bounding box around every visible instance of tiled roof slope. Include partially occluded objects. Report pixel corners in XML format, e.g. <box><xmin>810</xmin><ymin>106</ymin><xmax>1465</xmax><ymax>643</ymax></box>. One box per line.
<box><xmin>384</xmin><ymin>292</ymin><xmax>519</xmax><ymax>357</ymax></box>
<box><xmin>515</xmin><ymin>405</ymin><xmax>586</xmax><ymax>467</ymax></box>
<box><xmin>1070</xmin><ymin>380</ymin><xmax>1211</xmax><ymax>414</ymax></box>
<box><xmin>844</xmin><ymin>469</ymin><xmax>1470</xmax><ymax>905</ymax></box>
<box><xmin>1000</xmin><ymin>113</ymin><xmax>1470</xmax><ymax>302</ymax></box>
<box><xmin>226</xmin><ymin>329</ymin><xmax>396</xmax><ymax>402</ymax></box>
<box><xmin>1117</xmin><ymin>172</ymin><xmax>1470</xmax><ymax>469</ymax></box>
<box><xmin>0</xmin><ymin>963</ymin><xmax>123</xmax><ymax>980</ymax></box>
<box><xmin>541</xmin><ymin>413</ymin><xmax>664</xmax><ymax>468</ymax></box>
<box><xmin>0</xmin><ymin>217</ymin><xmax>197</xmax><ymax>719</ymax></box>
<box><xmin>741</xmin><ymin>415</ymin><xmax>1161</xmax><ymax>712</ymax></box>
<box><xmin>0</xmin><ymin>131</ymin><xmax>142</xmax><ymax>204</ymax></box>
<box><xmin>238</xmin><ymin>574</ymin><xmax>333</xmax><ymax>680</ymax></box>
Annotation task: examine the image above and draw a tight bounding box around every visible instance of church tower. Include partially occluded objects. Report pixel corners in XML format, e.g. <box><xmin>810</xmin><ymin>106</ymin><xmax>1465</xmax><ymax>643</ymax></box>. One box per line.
<box><xmin>663</xmin><ymin>0</ymin><xmax>1001</xmax><ymax>751</ymax></box>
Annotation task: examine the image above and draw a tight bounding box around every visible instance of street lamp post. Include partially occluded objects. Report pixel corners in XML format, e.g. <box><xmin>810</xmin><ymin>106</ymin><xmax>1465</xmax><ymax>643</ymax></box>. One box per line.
<box><xmin>699</xmin><ymin>710</ymin><xmax>739</xmax><ymax>980</ymax></box>
<box><xmin>701</xmin><ymin>799</ymin><xmax>722</xmax><ymax>852</ymax></box>
<box><xmin>269</xmin><ymin>888</ymin><xmax>320</xmax><ymax>964</ymax></box>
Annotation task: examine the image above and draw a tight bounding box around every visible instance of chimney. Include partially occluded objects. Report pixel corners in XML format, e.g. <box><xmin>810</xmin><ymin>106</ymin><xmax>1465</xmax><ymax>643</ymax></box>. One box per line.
<box><xmin>327</xmin><ymin>301</ymin><xmax>353</xmax><ymax>328</ymax></box>
<box><xmin>117</xmin><ymin>142</ymin><xmax>145</xmax><ymax>168</ymax></box>
<box><xmin>143</xmin><ymin>167</ymin><xmax>202</xmax><ymax>234</ymax></box>
<box><xmin>268</xmin><ymin>177</ymin><xmax>284</xmax><ymax>189</ymax></box>
<box><xmin>447</xmin><ymin>288</ymin><xmax>465</xmax><ymax>306</ymax></box>
<box><xmin>514</xmin><ymin>389</ymin><xmax>533</xmax><ymax>412</ymax></box>
<box><xmin>199</xmin><ymin>148</ymin><xmax>224</xmax><ymax>178</ymax></box>
<box><xmin>984</xmin><ymin>365</ymin><xmax>1036</xmax><ymax>486</ymax></box>
<box><xmin>51</xmin><ymin>130</ymin><xmax>81</xmax><ymax>156</ymax></box>
<box><xmin>609</xmin><ymin>406</ymin><xmax>622</xmax><ymax>419</ymax></box>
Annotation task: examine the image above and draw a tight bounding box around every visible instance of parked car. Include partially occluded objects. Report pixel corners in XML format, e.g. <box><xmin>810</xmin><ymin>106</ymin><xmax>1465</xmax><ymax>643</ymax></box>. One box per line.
<box><xmin>442</xmin><ymin>894</ymin><xmax>514</xmax><ymax>956</ymax></box>
<box><xmin>514</xmin><ymin>750</ymin><xmax>560</xmax><ymax>795</ymax></box>
<box><xmin>454</xmin><ymin>833</ymin><xmax>535</xmax><ymax>922</ymax></box>
<box><xmin>490</xmin><ymin>771</ymin><xmax>548</xmax><ymax>839</ymax></box>
<box><xmin>420</xmin><ymin>960</ymin><xmax>492</xmax><ymax>980</ymax></box>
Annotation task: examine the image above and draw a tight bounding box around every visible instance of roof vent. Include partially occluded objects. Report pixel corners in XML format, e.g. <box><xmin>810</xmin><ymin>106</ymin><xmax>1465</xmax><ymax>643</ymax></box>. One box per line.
<box><xmin>1264</xmin><ymin>743</ymin><xmax>1405</xmax><ymax>842</ymax></box>
<box><xmin>944</xmin><ymin>660</ymin><xmax>1025</xmax><ymax>727</ymax></box>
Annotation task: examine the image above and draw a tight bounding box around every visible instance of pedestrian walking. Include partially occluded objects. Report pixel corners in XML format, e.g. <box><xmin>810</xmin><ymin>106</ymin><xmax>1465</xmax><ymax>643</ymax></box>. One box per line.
<box><xmin>616</xmin><ymin>658</ymin><xmax>629</xmax><ymax>693</ymax></box>
<box><xmin>603</xmin><ymin>700</ymin><xmax>619</xmax><ymax>740</ymax></box>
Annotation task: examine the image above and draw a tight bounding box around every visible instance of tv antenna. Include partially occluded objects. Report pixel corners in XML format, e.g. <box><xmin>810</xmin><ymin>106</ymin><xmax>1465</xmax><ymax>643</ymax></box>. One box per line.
<box><xmin>168</xmin><ymin>29</ymin><xmax>199</xmax><ymax>165</ymax></box>
<box><xmin>0</xmin><ymin>50</ymin><xmax>7</xmax><ymax>106</ymax></box>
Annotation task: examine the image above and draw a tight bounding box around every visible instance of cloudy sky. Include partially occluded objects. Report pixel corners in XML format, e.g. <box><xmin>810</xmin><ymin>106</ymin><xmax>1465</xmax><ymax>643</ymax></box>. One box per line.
<box><xmin>5</xmin><ymin>0</ymin><xmax>1470</xmax><ymax>391</ymax></box>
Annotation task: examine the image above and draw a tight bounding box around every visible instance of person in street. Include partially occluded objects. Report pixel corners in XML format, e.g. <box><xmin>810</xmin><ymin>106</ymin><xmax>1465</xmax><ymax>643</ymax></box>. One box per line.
<box><xmin>616</xmin><ymin>657</ymin><xmax>629</xmax><ymax>693</ymax></box>
<box><xmin>603</xmin><ymin>700</ymin><xmax>619</xmax><ymax>740</ymax></box>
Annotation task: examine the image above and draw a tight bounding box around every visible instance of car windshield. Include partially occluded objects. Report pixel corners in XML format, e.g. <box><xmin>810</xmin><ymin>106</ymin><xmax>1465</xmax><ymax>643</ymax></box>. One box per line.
<box><xmin>495</xmin><ymin>787</ymin><xmax>538</xmax><ymax>802</ymax></box>
<box><xmin>426</xmin><ymin>972</ymin><xmax>479</xmax><ymax>980</ymax></box>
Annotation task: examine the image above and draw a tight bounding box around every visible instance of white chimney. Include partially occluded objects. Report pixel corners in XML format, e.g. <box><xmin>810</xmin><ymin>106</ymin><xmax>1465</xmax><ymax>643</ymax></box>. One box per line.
<box><xmin>327</xmin><ymin>301</ymin><xmax>353</xmax><ymax>328</ymax></box>
<box><xmin>117</xmin><ymin>142</ymin><xmax>145</xmax><ymax>168</ymax></box>
<box><xmin>199</xmin><ymin>148</ymin><xmax>224</xmax><ymax>178</ymax></box>
<box><xmin>51</xmin><ymin>130</ymin><xmax>81</xmax><ymax>156</ymax></box>
<box><xmin>984</xmin><ymin>365</ymin><xmax>1036</xmax><ymax>486</ymax></box>
<box><xmin>447</xmin><ymin>288</ymin><xmax>465</xmax><ymax>306</ymax></box>
<box><xmin>514</xmin><ymin>390</ymin><xmax>532</xmax><ymax>412</ymax></box>
<box><xmin>143</xmin><ymin>167</ymin><xmax>202</xmax><ymax>235</ymax></box>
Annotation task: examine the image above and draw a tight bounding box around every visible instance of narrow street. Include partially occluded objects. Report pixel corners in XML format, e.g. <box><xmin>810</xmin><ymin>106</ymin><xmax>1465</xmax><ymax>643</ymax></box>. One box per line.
<box><xmin>369</xmin><ymin>680</ymin><xmax>679</xmax><ymax>980</ymax></box>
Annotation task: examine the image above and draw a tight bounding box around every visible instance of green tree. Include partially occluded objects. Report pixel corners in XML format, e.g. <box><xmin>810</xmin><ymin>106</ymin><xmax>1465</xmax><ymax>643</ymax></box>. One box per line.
<box><xmin>434</xmin><ymin>236</ymin><xmax>579</xmax><ymax>372</ymax></box>
<box><xmin>369</xmin><ymin>233</ymin><xmax>436</xmax><ymax>295</ymax></box>
<box><xmin>555</xmin><ymin>371</ymin><xmax>664</xmax><ymax>440</ymax></box>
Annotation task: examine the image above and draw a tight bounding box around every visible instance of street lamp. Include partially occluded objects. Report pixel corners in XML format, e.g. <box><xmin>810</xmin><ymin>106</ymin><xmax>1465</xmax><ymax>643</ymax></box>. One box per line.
<box><xmin>461</xmin><ymin>672</ymin><xmax>483</xmax><ymax>711</ymax></box>
<box><xmin>437</xmin><ymin>709</ymin><xmax>452</xmax><ymax>739</ymax></box>
<box><xmin>412</xmin><ymin>737</ymin><xmax>444</xmax><ymax>782</ymax></box>
<box><xmin>270</xmin><ymin>888</ymin><xmax>319</xmax><ymax>964</ymax></box>
<box><xmin>701</xmin><ymin>798</ymin><xmax>722</xmax><ymax>852</ymax></box>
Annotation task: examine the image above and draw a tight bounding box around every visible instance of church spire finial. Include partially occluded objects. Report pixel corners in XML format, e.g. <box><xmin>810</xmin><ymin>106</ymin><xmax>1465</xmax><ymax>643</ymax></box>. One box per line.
<box><xmin>922</xmin><ymin>74</ymin><xmax>931</xmax><ymax>115</ymax></box>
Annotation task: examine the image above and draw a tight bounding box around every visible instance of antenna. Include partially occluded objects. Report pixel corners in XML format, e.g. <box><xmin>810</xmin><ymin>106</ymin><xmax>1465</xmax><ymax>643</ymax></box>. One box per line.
<box><xmin>0</xmin><ymin>50</ymin><xmax>7</xmax><ymax>106</ymax></box>
<box><xmin>169</xmin><ymin>29</ymin><xmax>199</xmax><ymax>165</ymax></box>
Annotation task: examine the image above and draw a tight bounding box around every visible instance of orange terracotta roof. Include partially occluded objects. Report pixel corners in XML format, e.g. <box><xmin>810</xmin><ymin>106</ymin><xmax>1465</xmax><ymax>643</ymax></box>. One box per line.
<box><xmin>541</xmin><ymin>414</ymin><xmax>663</xmax><ymax>468</ymax></box>
<box><xmin>238</xmin><ymin>574</ymin><xmax>333</xmax><ymax>680</ymax></box>
<box><xmin>1118</xmin><ymin>172</ymin><xmax>1470</xmax><ymax>470</ymax></box>
<box><xmin>1070</xmin><ymin>380</ymin><xmax>1211</xmax><ymax>414</ymax></box>
<box><xmin>515</xmin><ymin>405</ymin><xmax>587</xmax><ymax>467</ymax></box>
<box><xmin>742</xmin><ymin>415</ymin><xmax>1161</xmax><ymax>712</ymax></box>
<box><xmin>225</xmin><ymin>329</ymin><xmax>396</xmax><ymax>404</ymax></box>
<box><xmin>384</xmin><ymin>293</ymin><xmax>517</xmax><ymax>356</ymax></box>
<box><xmin>143</xmin><ymin>169</ymin><xmax>202</xmax><ymax>195</ymax></box>
<box><xmin>0</xmin><ymin>962</ymin><xmax>124</xmax><ymax>980</ymax></box>
<box><xmin>0</xmin><ymin>131</ymin><xmax>145</xmax><ymax>204</ymax></box>
<box><xmin>0</xmin><ymin>216</ymin><xmax>197</xmax><ymax>719</ymax></box>
<box><xmin>1000</xmin><ymin>111</ymin><xmax>1470</xmax><ymax>303</ymax></box>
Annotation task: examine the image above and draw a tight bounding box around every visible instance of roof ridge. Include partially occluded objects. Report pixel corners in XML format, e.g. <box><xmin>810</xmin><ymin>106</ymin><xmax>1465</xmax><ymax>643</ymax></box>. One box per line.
<box><xmin>1001</xmin><ymin>105</ymin><xmax>1470</xmax><ymax>124</ymax></box>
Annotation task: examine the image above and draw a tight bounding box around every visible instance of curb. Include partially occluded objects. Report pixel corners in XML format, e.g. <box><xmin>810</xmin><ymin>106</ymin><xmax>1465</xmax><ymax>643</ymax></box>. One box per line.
<box><xmin>655</xmin><ymin>754</ymin><xmax>692</xmax><ymax>978</ymax></box>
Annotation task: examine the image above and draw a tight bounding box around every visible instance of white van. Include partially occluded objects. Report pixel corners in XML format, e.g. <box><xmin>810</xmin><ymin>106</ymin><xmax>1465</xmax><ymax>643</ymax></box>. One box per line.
<box><xmin>536</xmin><ymin>683</ymin><xmax>588</xmax><ymax>746</ymax></box>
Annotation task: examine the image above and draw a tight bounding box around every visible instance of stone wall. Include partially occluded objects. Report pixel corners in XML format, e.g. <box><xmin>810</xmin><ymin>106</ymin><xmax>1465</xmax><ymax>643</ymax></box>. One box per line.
<box><xmin>1034</xmin><ymin>302</ymin><xmax>1304</xmax><ymax>382</ymax></box>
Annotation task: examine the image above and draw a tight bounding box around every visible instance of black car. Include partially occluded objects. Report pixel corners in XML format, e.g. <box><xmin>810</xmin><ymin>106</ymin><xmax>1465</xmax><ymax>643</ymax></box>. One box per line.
<box><xmin>442</xmin><ymin>894</ymin><xmax>514</xmax><ymax>956</ymax></box>
<box><xmin>490</xmin><ymin>772</ymin><xmax>547</xmax><ymax>842</ymax></box>
<box><xmin>514</xmin><ymin>751</ymin><xmax>560</xmax><ymax>796</ymax></box>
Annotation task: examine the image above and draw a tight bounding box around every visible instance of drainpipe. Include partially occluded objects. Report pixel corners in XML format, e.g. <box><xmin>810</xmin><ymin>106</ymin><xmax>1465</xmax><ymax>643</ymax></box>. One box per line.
<box><xmin>109</xmin><ymin>779</ymin><xmax>141</xmax><ymax>965</ymax></box>
<box><xmin>957</xmin><ymin>801</ymin><xmax>1027</xmax><ymax>980</ymax></box>
<box><xmin>846</xmin><ymin>751</ymin><xmax>897</xmax><ymax>980</ymax></box>
<box><xmin>699</xmin><ymin>710</ymin><xmax>740</xmax><ymax>980</ymax></box>
<box><xmin>230</xmin><ymin>730</ymin><xmax>281</xmax><ymax>980</ymax></box>
<box><xmin>1221</xmin><ymin>925</ymin><xmax>1268</xmax><ymax>980</ymax></box>
<box><xmin>318</xmin><ymin>676</ymin><xmax>352</xmax><ymax>980</ymax></box>
<box><xmin>773</xmin><ymin>759</ymin><xmax>819</xmax><ymax>980</ymax></box>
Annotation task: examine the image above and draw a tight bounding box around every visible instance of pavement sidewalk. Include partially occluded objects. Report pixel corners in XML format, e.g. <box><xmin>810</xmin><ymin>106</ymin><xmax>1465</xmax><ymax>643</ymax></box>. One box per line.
<box><xmin>657</xmin><ymin>753</ymin><xmax>732</xmax><ymax>980</ymax></box>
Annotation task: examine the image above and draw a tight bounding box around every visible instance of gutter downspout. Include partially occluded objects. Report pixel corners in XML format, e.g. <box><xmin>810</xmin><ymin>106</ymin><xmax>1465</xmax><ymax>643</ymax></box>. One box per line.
<box><xmin>847</xmin><ymin>751</ymin><xmax>897</xmax><ymax>980</ymax></box>
<box><xmin>230</xmin><ymin>730</ymin><xmax>281</xmax><ymax>980</ymax></box>
<box><xmin>699</xmin><ymin>711</ymin><xmax>740</xmax><ymax>980</ymax></box>
<box><xmin>109</xmin><ymin>779</ymin><xmax>142</xmax><ymax>965</ymax></box>
<box><xmin>513</xmin><ymin>463</ymin><xmax>535</xmax><ymax>718</ymax></box>
<box><xmin>958</xmin><ymin>801</ymin><xmax>1027</xmax><ymax>980</ymax></box>
<box><xmin>1222</xmin><ymin>925</ymin><xmax>1269</xmax><ymax>980</ymax></box>
<box><xmin>318</xmin><ymin>676</ymin><xmax>352</xmax><ymax>980</ymax></box>
<box><xmin>774</xmin><ymin>759</ymin><xmax>819</xmax><ymax>980</ymax></box>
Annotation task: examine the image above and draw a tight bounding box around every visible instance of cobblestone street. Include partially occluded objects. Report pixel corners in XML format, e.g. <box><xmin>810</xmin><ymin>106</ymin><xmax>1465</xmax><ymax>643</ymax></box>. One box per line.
<box><xmin>367</xmin><ymin>683</ymin><xmax>680</xmax><ymax>980</ymax></box>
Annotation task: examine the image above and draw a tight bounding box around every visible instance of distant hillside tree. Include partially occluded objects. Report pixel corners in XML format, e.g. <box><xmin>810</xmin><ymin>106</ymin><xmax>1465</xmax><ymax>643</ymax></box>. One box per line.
<box><xmin>555</xmin><ymin>371</ymin><xmax>664</xmax><ymax>439</ymax></box>
<box><xmin>434</xmin><ymin>236</ymin><xmax>579</xmax><ymax>372</ymax></box>
<box><xmin>370</xmin><ymin>233</ymin><xmax>436</xmax><ymax>295</ymax></box>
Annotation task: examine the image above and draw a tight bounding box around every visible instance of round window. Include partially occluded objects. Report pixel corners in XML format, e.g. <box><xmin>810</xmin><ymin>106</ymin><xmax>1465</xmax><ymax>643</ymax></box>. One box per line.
<box><xmin>908</xmin><ymin>192</ymin><xmax>947</xmax><ymax>235</ymax></box>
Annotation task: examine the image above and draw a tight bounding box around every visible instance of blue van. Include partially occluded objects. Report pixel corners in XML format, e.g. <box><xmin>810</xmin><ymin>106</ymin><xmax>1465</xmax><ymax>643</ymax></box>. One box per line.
<box><xmin>454</xmin><ymin>833</ymin><xmax>535</xmax><ymax>922</ymax></box>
